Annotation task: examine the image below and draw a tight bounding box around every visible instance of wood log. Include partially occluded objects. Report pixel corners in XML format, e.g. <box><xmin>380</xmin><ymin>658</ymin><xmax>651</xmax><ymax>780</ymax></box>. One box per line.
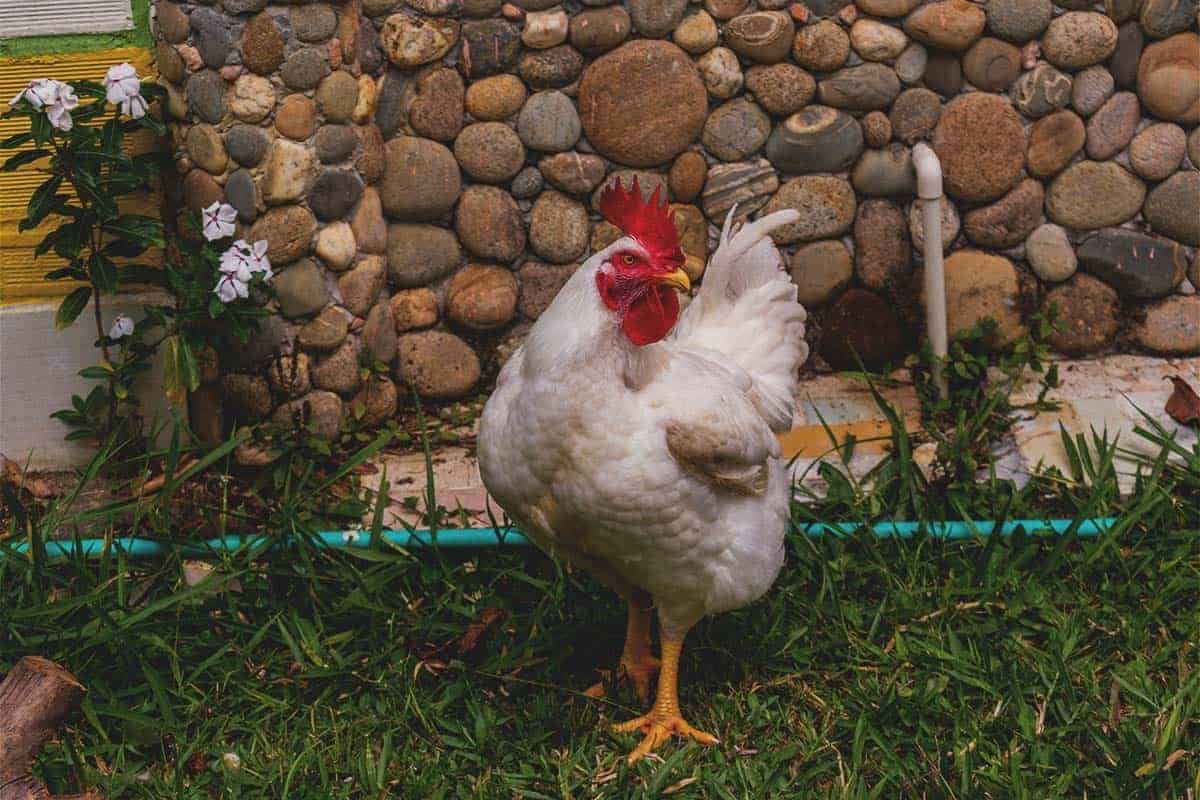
<box><xmin>0</xmin><ymin>657</ymin><xmax>99</xmax><ymax>800</ymax></box>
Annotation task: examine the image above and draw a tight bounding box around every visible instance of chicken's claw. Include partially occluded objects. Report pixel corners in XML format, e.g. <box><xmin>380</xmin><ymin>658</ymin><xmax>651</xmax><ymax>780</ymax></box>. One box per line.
<box><xmin>613</xmin><ymin>710</ymin><xmax>718</xmax><ymax>764</ymax></box>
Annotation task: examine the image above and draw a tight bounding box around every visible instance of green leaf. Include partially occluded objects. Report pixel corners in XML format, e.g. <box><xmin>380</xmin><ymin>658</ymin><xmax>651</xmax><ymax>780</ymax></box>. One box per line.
<box><xmin>21</xmin><ymin>174</ymin><xmax>64</xmax><ymax>231</ymax></box>
<box><xmin>1</xmin><ymin>148</ymin><xmax>50</xmax><ymax>172</ymax></box>
<box><xmin>103</xmin><ymin>214</ymin><xmax>164</xmax><ymax>247</ymax></box>
<box><xmin>0</xmin><ymin>131</ymin><xmax>33</xmax><ymax>149</ymax></box>
<box><xmin>161</xmin><ymin>335</ymin><xmax>199</xmax><ymax>408</ymax></box>
<box><xmin>30</xmin><ymin>113</ymin><xmax>51</xmax><ymax>146</ymax></box>
<box><xmin>87</xmin><ymin>253</ymin><xmax>119</xmax><ymax>294</ymax></box>
<box><xmin>55</xmin><ymin>287</ymin><xmax>92</xmax><ymax>330</ymax></box>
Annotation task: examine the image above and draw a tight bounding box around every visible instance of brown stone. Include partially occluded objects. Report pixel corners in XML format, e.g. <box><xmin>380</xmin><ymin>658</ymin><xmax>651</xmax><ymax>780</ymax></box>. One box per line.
<box><xmin>242</xmin><ymin>12</ymin><xmax>284</xmax><ymax>75</ymax></box>
<box><xmin>1137</xmin><ymin>33</ymin><xmax>1200</xmax><ymax>125</ymax></box>
<box><xmin>338</xmin><ymin>256</ymin><xmax>386</xmax><ymax>317</ymax></box>
<box><xmin>454</xmin><ymin>185</ymin><xmax>526</xmax><ymax>262</ymax></box>
<box><xmin>1085</xmin><ymin>92</ymin><xmax>1140</xmax><ymax>160</ymax></box>
<box><xmin>743</xmin><ymin>63</ymin><xmax>816</xmax><ymax>116</ymax></box>
<box><xmin>1046</xmin><ymin>161</ymin><xmax>1145</xmax><ymax>230</ymax></box>
<box><xmin>932</xmin><ymin>92</ymin><xmax>1025</xmax><ymax>202</ymax></box>
<box><xmin>725</xmin><ymin>11</ymin><xmax>795</xmax><ymax>64</ymax></box>
<box><xmin>962</xmin><ymin>37</ymin><xmax>1020</xmax><ymax>91</ymax></box>
<box><xmin>820</xmin><ymin>289</ymin><xmax>903</xmax><ymax>370</ymax></box>
<box><xmin>351</xmin><ymin>376</ymin><xmax>399</xmax><ymax>425</ymax></box>
<box><xmin>273</xmin><ymin>391</ymin><xmax>344</xmax><ymax>439</ymax></box>
<box><xmin>529</xmin><ymin>191</ymin><xmax>589</xmax><ymax>263</ymax></box>
<box><xmin>355</xmin><ymin>125</ymin><xmax>386</xmax><ymax>184</ymax></box>
<box><xmin>406</xmin><ymin>67</ymin><xmax>466</xmax><ymax>142</ymax></box>
<box><xmin>539</xmin><ymin>152</ymin><xmax>608</xmax><ymax>196</ymax></box>
<box><xmin>381</xmin><ymin>14</ymin><xmax>460</xmax><ymax>67</ymax></box>
<box><xmin>962</xmin><ymin>179</ymin><xmax>1044</xmax><ymax>248</ymax></box>
<box><xmin>570</xmin><ymin>6</ymin><xmax>631</xmax><ymax>54</ymax></box>
<box><xmin>789</xmin><ymin>239</ymin><xmax>853</xmax><ymax>307</ymax></box>
<box><xmin>903</xmin><ymin>0</ymin><xmax>986</xmax><ymax>51</ymax></box>
<box><xmin>669</xmin><ymin>151</ymin><xmax>707</xmax><ymax>203</ymax></box>
<box><xmin>183</xmin><ymin>169</ymin><xmax>223</xmax><ymax>215</ymax></box>
<box><xmin>249</xmin><ymin>205</ymin><xmax>317</xmax><ymax>265</ymax></box>
<box><xmin>222</xmin><ymin>374</ymin><xmax>273</xmax><ymax>422</ymax></box>
<box><xmin>519</xmin><ymin>44</ymin><xmax>585</xmax><ymax>89</ymax></box>
<box><xmin>268</xmin><ymin>353</ymin><xmax>312</xmax><ymax>399</ymax></box>
<box><xmin>761</xmin><ymin>175</ymin><xmax>857</xmax><ymax>244</ymax></box>
<box><xmin>315</xmin><ymin>70</ymin><xmax>360</xmax><ymax>124</ymax></box>
<box><xmin>447</xmin><ymin>264</ymin><xmax>519</xmax><ymax>330</ymax></box>
<box><xmin>1134</xmin><ymin>296</ymin><xmax>1200</xmax><ymax>355</ymax></box>
<box><xmin>299</xmin><ymin>306</ymin><xmax>352</xmax><ymax>352</ymax></box>
<box><xmin>1026</xmin><ymin>110</ymin><xmax>1086</xmax><ymax>179</ymax></box>
<box><xmin>391</xmin><ymin>288</ymin><xmax>440</xmax><ymax>331</ymax></box>
<box><xmin>942</xmin><ymin>250</ymin><xmax>1027</xmax><ymax>347</ymax></box>
<box><xmin>275</xmin><ymin>95</ymin><xmax>317</xmax><ymax>141</ymax></box>
<box><xmin>350</xmin><ymin>188</ymin><xmax>387</xmax><ymax>254</ymax></box>
<box><xmin>1043</xmin><ymin>274</ymin><xmax>1120</xmax><ymax>356</ymax></box>
<box><xmin>464</xmin><ymin>74</ymin><xmax>527</xmax><ymax>120</ymax></box>
<box><xmin>395</xmin><ymin>331</ymin><xmax>481</xmax><ymax>399</ymax></box>
<box><xmin>853</xmin><ymin>199</ymin><xmax>910</xmax><ymax>291</ymax></box>
<box><xmin>792</xmin><ymin>20</ymin><xmax>849</xmax><ymax>72</ymax></box>
<box><xmin>577</xmin><ymin>40</ymin><xmax>708</xmax><ymax>167</ymax></box>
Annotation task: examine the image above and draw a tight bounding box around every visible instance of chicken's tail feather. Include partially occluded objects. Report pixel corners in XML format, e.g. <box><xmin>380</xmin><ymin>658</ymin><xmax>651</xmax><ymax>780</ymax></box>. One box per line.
<box><xmin>673</xmin><ymin>207</ymin><xmax>808</xmax><ymax>433</ymax></box>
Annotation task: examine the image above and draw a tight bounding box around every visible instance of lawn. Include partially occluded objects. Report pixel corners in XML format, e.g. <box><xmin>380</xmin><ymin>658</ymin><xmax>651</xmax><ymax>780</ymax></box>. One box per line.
<box><xmin>3</xmin><ymin>502</ymin><xmax>1197</xmax><ymax>798</ymax></box>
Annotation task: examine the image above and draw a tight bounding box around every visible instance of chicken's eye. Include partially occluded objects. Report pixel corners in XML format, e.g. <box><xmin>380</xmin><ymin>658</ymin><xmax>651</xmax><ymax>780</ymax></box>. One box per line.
<box><xmin>621</xmin><ymin>254</ymin><xmax>637</xmax><ymax>266</ymax></box>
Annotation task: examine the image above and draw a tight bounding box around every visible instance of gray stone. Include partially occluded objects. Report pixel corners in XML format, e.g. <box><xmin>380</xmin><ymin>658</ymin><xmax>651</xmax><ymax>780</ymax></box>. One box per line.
<box><xmin>374</xmin><ymin>68</ymin><xmax>411</xmax><ymax>139</ymax></box>
<box><xmin>985</xmin><ymin>0</ymin><xmax>1052</xmax><ymax>42</ymax></box>
<box><xmin>186</xmin><ymin>123</ymin><xmax>227</xmax><ymax>174</ymax></box>
<box><xmin>629</xmin><ymin>0</ymin><xmax>687</xmax><ymax>38</ymax></box>
<box><xmin>1085</xmin><ymin>92</ymin><xmax>1140</xmax><ymax>159</ymax></box>
<box><xmin>314</xmin><ymin>125</ymin><xmax>358</xmax><ymax>164</ymax></box>
<box><xmin>291</xmin><ymin>4</ymin><xmax>338</xmax><ymax>42</ymax></box>
<box><xmin>962</xmin><ymin>37</ymin><xmax>1021</xmax><ymax>91</ymax></box>
<box><xmin>186</xmin><ymin>70</ymin><xmax>225</xmax><ymax>125</ymax></box>
<box><xmin>224</xmin><ymin>169</ymin><xmax>258</xmax><ymax>223</ymax></box>
<box><xmin>516</xmin><ymin>90</ymin><xmax>581</xmax><ymax>152</ymax></box>
<box><xmin>1025</xmin><ymin>223</ymin><xmax>1077</xmax><ymax>282</ymax></box>
<box><xmin>529</xmin><ymin>190</ymin><xmax>589</xmax><ymax>263</ymax></box>
<box><xmin>889</xmin><ymin>88</ymin><xmax>941</xmax><ymax>144</ymax></box>
<box><xmin>310</xmin><ymin>170</ymin><xmax>364</xmax><ymax>222</ymax></box>
<box><xmin>895</xmin><ymin>43</ymin><xmax>928</xmax><ymax>84</ymax></box>
<box><xmin>281</xmin><ymin>48</ymin><xmax>331</xmax><ymax>91</ymax></box>
<box><xmin>909</xmin><ymin>196</ymin><xmax>960</xmax><ymax>254</ymax></box>
<box><xmin>1047</xmin><ymin>161</ymin><xmax>1145</xmax><ymax>229</ymax></box>
<box><xmin>511</xmin><ymin>166</ymin><xmax>545</xmax><ymax>199</ymax></box>
<box><xmin>922</xmin><ymin>51</ymin><xmax>963</xmax><ymax>97</ymax></box>
<box><xmin>851</xmin><ymin>146</ymin><xmax>916</xmax><ymax>197</ymax></box>
<box><xmin>363</xmin><ymin>302</ymin><xmax>397</xmax><ymax>363</ymax></box>
<box><xmin>1144</xmin><ymin>171</ymin><xmax>1200</xmax><ymax>246</ymax></box>
<box><xmin>273</xmin><ymin>391</ymin><xmax>343</xmax><ymax>440</ymax></box>
<box><xmin>1078</xmin><ymin>228</ymin><xmax>1187</xmax><ymax>298</ymax></box>
<box><xmin>818</xmin><ymin>64</ymin><xmax>901</xmax><ymax>111</ymax></box>
<box><xmin>789</xmin><ymin>240</ymin><xmax>852</xmax><ymax>307</ymax></box>
<box><xmin>189</xmin><ymin>7</ymin><xmax>231</xmax><ymax>68</ymax></box>
<box><xmin>1139</xmin><ymin>0</ymin><xmax>1198</xmax><ymax>39</ymax></box>
<box><xmin>1110</xmin><ymin>22</ymin><xmax>1144</xmax><ymax>89</ymax></box>
<box><xmin>700</xmin><ymin>159</ymin><xmax>778</xmax><ymax>223</ymax></box>
<box><xmin>299</xmin><ymin>306</ymin><xmax>352</xmax><ymax>352</ymax></box>
<box><xmin>962</xmin><ymin>178</ymin><xmax>1043</xmax><ymax>248</ymax></box>
<box><xmin>222</xmin><ymin>374</ymin><xmax>272</xmax><ymax>422</ymax></box>
<box><xmin>274</xmin><ymin>259</ymin><xmax>331</xmax><ymax>318</ymax></box>
<box><xmin>765</xmin><ymin>106</ymin><xmax>863</xmax><ymax>174</ymax></box>
<box><xmin>854</xmin><ymin>199</ymin><xmax>910</xmax><ymax>290</ymax></box>
<box><xmin>223</xmin><ymin>0</ymin><xmax>268</xmax><ymax>13</ymax></box>
<box><xmin>702</xmin><ymin>98</ymin><xmax>771</xmax><ymax>161</ymax></box>
<box><xmin>459</xmin><ymin>19</ymin><xmax>523</xmax><ymax>78</ymax></box>
<box><xmin>1070</xmin><ymin>65</ymin><xmax>1115</xmax><ymax>117</ymax></box>
<box><xmin>1128</xmin><ymin>123</ymin><xmax>1188</xmax><ymax>180</ymax></box>
<box><xmin>379</xmin><ymin>136</ymin><xmax>462</xmax><ymax>221</ymax></box>
<box><xmin>454</xmin><ymin>122</ymin><xmax>526</xmax><ymax>184</ymax></box>
<box><xmin>387</xmin><ymin>223</ymin><xmax>461</xmax><ymax>288</ymax></box>
<box><xmin>1012</xmin><ymin>63</ymin><xmax>1072</xmax><ymax>118</ymax></box>
<box><xmin>518</xmin><ymin>261</ymin><xmax>576</xmax><ymax>319</ymax></box>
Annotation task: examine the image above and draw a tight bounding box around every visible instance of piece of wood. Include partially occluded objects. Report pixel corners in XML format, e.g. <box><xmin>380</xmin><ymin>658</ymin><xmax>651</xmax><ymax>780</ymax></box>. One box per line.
<box><xmin>0</xmin><ymin>657</ymin><xmax>99</xmax><ymax>800</ymax></box>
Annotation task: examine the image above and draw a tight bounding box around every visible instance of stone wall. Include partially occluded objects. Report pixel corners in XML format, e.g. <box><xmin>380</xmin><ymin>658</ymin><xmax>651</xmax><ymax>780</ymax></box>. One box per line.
<box><xmin>152</xmin><ymin>0</ymin><xmax>1200</xmax><ymax>445</ymax></box>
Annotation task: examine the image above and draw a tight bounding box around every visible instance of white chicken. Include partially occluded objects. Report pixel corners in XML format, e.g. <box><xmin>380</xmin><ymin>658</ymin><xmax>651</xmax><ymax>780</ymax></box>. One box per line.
<box><xmin>478</xmin><ymin>178</ymin><xmax>807</xmax><ymax>762</ymax></box>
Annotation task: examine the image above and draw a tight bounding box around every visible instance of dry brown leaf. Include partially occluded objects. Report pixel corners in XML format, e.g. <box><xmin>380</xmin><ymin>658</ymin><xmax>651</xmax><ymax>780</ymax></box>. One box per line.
<box><xmin>1165</xmin><ymin>376</ymin><xmax>1200</xmax><ymax>426</ymax></box>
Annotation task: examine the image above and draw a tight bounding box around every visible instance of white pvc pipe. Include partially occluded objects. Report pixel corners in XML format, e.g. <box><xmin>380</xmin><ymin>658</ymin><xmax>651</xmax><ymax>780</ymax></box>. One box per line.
<box><xmin>912</xmin><ymin>143</ymin><xmax>948</xmax><ymax>399</ymax></box>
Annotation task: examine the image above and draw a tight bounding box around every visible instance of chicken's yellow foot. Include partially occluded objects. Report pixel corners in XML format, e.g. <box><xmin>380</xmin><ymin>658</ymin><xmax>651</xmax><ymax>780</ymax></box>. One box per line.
<box><xmin>586</xmin><ymin>595</ymin><xmax>660</xmax><ymax>703</ymax></box>
<box><xmin>612</xmin><ymin>634</ymin><xmax>717</xmax><ymax>764</ymax></box>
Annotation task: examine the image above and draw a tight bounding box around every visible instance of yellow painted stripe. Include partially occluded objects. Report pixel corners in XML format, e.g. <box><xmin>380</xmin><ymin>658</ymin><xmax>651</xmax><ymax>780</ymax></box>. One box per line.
<box><xmin>1</xmin><ymin>46</ymin><xmax>162</xmax><ymax>303</ymax></box>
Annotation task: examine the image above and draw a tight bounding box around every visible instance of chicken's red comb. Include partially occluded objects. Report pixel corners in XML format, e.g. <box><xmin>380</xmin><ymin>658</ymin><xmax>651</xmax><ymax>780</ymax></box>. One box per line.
<box><xmin>598</xmin><ymin>177</ymin><xmax>684</xmax><ymax>267</ymax></box>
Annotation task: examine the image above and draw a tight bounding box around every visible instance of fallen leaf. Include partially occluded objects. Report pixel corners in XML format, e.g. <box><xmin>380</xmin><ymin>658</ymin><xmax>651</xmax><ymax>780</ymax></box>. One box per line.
<box><xmin>456</xmin><ymin>607</ymin><xmax>509</xmax><ymax>655</ymax></box>
<box><xmin>1164</xmin><ymin>376</ymin><xmax>1200</xmax><ymax>426</ymax></box>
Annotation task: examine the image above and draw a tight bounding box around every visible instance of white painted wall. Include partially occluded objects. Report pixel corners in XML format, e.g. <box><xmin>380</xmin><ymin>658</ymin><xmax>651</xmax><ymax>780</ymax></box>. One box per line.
<box><xmin>0</xmin><ymin>293</ymin><xmax>172</xmax><ymax>470</ymax></box>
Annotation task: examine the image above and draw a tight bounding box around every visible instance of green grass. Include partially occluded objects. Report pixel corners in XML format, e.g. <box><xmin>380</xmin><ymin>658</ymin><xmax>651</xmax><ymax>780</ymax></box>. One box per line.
<box><xmin>3</xmin><ymin>502</ymin><xmax>1198</xmax><ymax>798</ymax></box>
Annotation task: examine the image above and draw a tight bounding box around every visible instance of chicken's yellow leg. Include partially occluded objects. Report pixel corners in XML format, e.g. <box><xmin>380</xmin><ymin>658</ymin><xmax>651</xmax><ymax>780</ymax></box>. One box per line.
<box><xmin>585</xmin><ymin>594</ymin><xmax>660</xmax><ymax>703</ymax></box>
<box><xmin>612</xmin><ymin>632</ymin><xmax>718</xmax><ymax>764</ymax></box>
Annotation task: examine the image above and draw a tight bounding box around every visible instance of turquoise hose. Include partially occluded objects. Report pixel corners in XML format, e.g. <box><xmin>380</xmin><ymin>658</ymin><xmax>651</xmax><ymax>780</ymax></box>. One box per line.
<box><xmin>5</xmin><ymin>519</ymin><xmax>1117</xmax><ymax>560</ymax></box>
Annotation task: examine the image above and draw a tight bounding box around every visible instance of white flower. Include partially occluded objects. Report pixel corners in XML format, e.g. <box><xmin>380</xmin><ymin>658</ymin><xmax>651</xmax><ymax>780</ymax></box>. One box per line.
<box><xmin>9</xmin><ymin>78</ymin><xmax>59</xmax><ymax>109</ymax></box>
<box><xmin>201</xmin><ymin>202</ymin><xmax>238</xmax><ymax>242</ymax></box>
<box><xmin>214</xmin><ymin>273</ymin><xmax>248</xmax><ymax>303</ymax></box>
<box><xmin>219</xmin><ymin>239</ymin><xmax>271</xmax><ymax>283</ymax></box>
<box><xmin>245</xmin><ymin>239</ymin><xmax>272</xmax><ymax>281</ymax></box>
<box><xmin>45</xmin><ymin>83</ymin><xmax>78</xmax><ymax>132</ymax></box>
<box><xmin>108</xmin><ymin>314</ymin><xmax>134</xmax><ymax>339</ymax></box>
<box><xmin>104</xmin><ymin>63</ymin><xmax>148</xmax><ymax>119</ymax></box>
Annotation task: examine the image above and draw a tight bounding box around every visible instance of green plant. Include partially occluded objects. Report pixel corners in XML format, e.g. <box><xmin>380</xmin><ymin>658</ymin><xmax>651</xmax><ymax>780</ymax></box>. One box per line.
<box><xmin>3</xmin><ymin>68</ymin><xmax>274</xmax><ymax>446</ymax></box>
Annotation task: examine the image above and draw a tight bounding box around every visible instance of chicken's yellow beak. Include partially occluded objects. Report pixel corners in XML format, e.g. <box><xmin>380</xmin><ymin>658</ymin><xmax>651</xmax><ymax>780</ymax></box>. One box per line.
<box><xmin>654</xmin><ymin>267</ymin><xmax>691</xmax><ymax>294</ymax></box>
